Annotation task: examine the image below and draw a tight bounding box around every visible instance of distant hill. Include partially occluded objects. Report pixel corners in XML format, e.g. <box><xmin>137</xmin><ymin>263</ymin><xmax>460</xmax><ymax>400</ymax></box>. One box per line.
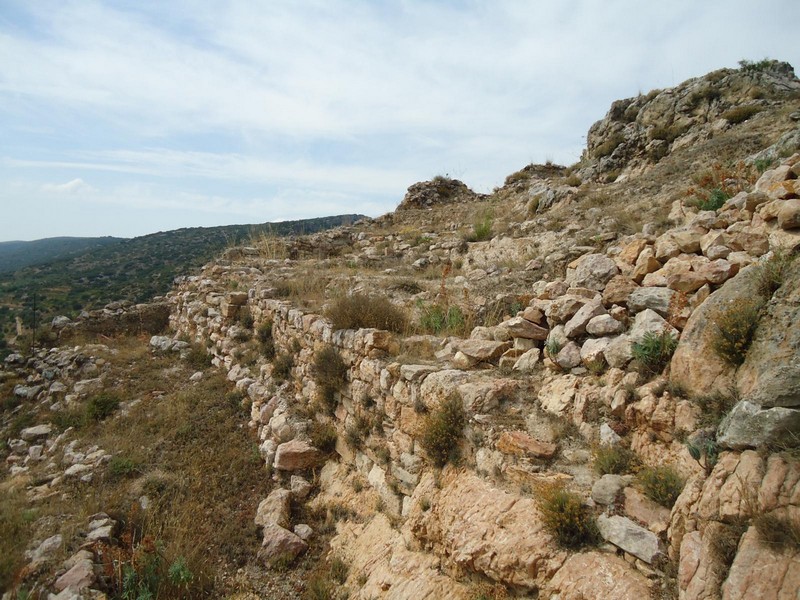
<box><xmin>0</xmin><ymin>215</ymin><xmax>364</xmax><ymax>343</ymax></box>
<box><xmin>0</xmin><ymin>236</ymin><xmax>124</xmax><ymax>273</ymax></box>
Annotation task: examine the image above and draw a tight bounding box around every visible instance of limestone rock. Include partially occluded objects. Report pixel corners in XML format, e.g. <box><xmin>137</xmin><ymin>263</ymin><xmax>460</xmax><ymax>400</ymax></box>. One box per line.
<box><xmin>556</xmin><ymin>341</ymin><xmax>582</xmax><ymax>370</ymax></box>
<box><xmin>778</xmin><ymin>198</ymin><xmax>800</xmax><ymax>229</ymax></box>
<box><xmin>568</xmin><ymin>253</ymin><xmax>620</xmax><ymax>291</ymax></box>
<box><xmin>255</xmin><ymin>488</ymin><xmax>292</xmax><ymax>529</ymax></box>
<box><xmin>603</xmin><ymin>275</ymin><xmax>639</xmax><ymax>306</ymax></box>
<box><xmin>538</xmin><ymin>375</ymin><xmax>579</xmax><ymax>416</ymax></box>
<box><xmin>736</xmin><ymin>257</ymin><xmax>800</xmax><ymax>409</ymax></box>
<box><xmin>411</xmin><ymin>473</ymin><xmax>567</xmax><ymax>589</ymax></box>
<box><xmin>586</xmin><ymin>314</ymin><xmax>625</xmax><ymax>336</ymax></box>
<box><xmin>721</xmin><ymin>526</ymin><xmax>800</xmax><ymax>600</ymax></box>
<box><xmin>670</xmin><ymin>264</ymin><xmax>764</xmax><ymax>397</ymax></box>
<box><xmin>20</xmin><ymin>424</ymin><xmax>52</xmax><ymax>441</ymax></box>
<box><xmin>544</xmin><ymin>551</ymin><xmax>651</xmax><ymax>600</ymax></box>
<box><xmin>597</xmin><ymin>514</ymin><xmax>661</xmax><ymax>563</ymax></box>
<box><xmin>257</xmin><ymin>523</ymin><xmax>307</xmax><ymax>566</ymax></box>
<box><xmin>273</xmin><ymin>439</ymin><xmax>322</xmax><ymax>471</ymax></box>
<box><xmin>497</xmin><ymin>431</ymin><xmax>557</xmax><ymax>459</ymax></box>
<box><xmin>592</xmin><ymin>474</ymin><xmax>630</xmax><ymax>505</ymax></box>
<box><xmin>717</xmin><ymin>400</ymin><xmax>800</xmax><ymax>450</ymax></box>
<box><xmin>54</xmin><ymin>556</ymin><xmax>97</xmax><ymax>592</ymax></box>
<box><xmin>623</xmin><ymin>488</ymin><xmax>671</xmax><ymax>534</ymax></box>
<box><xmin>454</xmin><ymin>339</ymin><xmax>510</xmax><ymax>362</ymax></box>
<box><xmin>564</xmin><ymin>300</ymin><xmax>607</xmax><ymax>338</ymax></box>
<box><xmin>513</xmin><ymin>348</ymin><xmax>541</xmax><ymax>372</ymax></box>
<box><xmin>500</xmin><ymin>316</ymin><xmax>549</xmax><ymax>340</ymax></box>
<box><xmin>628</xmin><ymin>287</ymin><xmax>676</xmax><ymax>317</ymax></box>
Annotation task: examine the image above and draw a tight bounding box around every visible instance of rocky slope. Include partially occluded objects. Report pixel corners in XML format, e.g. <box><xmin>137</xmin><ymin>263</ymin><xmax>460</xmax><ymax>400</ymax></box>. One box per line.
<box><xmin>2</xmin><ymin>60</ymin><xmax>800</xmax><ymax>600</ymax></box>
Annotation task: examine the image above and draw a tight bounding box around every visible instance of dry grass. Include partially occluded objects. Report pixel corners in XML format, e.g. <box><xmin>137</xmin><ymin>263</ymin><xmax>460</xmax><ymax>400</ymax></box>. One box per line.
<box><xmin>326</xmin><ymin>293</ymin><xmax>407</xmax><ymax>333</ymax></box>
<box><xmin>5</xmin><ymin>335</ymin><xmax>270</xmax><ymax>597</ymax></box>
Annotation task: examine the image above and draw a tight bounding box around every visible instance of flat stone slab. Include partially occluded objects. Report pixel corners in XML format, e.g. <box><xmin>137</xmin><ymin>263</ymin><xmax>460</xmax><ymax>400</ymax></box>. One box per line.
<box><xmin>597</xmin><ymin>514</ymin><xmax>661</xmax><ymax>563</ymax></box>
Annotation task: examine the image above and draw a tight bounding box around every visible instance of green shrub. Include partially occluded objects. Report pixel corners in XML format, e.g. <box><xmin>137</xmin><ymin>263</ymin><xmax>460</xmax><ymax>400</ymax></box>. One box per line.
<box><xmin>309</xmin><ymin>421</ymin><xmax>338</xmax><ymax>454</ymax></box>
<box><xmin>738</xmin><ymin>58</ymin><xmax>774</xmax><ymax>72</ymax></box>
<box><xmin>326</xmin><ymin>293</ymin><xmax>407</xmax><ymax>333</ymax></box>
<box><xmin>593</xmin><ymin>445</ymin><xmax>638</xmax><ymax>475</ymax></box>
<box><xmin>754</xmin><ymin>157</ymin><xmax>773</xmax><ymax>173</ymax></box>
<box><xmin>722</xmin><ymin>105</ymin><xmax>762</xmax><ymax>124</ymax></box>
<box><xmin>638</xmin><ymin>465</ymin><xmax>684</xmax><ymax>508</ymax></box>
<box><xmin>631</xmin><ymin>330</ymin><xmax>678</xmax><ymax>377</ymax></box>
<box><xmin>419</xmin><ymin>394</ymin><xmax>466</xmax><ymax>467</ymax></box>
<box><xmin>418</xmin><ymin>303</ymin><xmax>467</xmax><ymax>336</ymax></box>
<box><xmin>696</xmin><ymin>188</ymin><xmax>730</xmax><ymax>211</ymax></box>
<box><xmin>108</xmin><ymin>456</ymin><xmax>140</xmax><ymax>480</ymax></box>
<box><xmin>711</xmin><ymin>298</ymin><xmax>763</xmax><ymax>365</ymax></box>
<box><xmin>86</xmin><ymin>392</ymin><xmax>120</xmax><ymax>422</ymax></box>
<box><xmin>469</xmin><ymin>213</ymin><xmax>494</xmax><ymax>242</ymax></box>
<box><xmin>536</xmin><ymin>483</ymin><xmax>600</xmax><ymax>549</ymax></box>
<box><xmin>271</xmin><ymin>352</ymin><xmax>294</xmax><ymax>382</ymax></box>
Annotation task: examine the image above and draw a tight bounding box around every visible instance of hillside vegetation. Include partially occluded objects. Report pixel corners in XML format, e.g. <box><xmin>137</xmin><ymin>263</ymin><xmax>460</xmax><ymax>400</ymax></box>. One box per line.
<box><xmin>0</xmin><ymin>215</ymin><xmax>364</xmax><ymax>350</ymax></box>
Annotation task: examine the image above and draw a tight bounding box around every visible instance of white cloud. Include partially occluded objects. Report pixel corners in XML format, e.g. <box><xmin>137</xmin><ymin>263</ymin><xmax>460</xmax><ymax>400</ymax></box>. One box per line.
<box><xmin>40</xmin><ymin>177</ymin><xmax>94</xmax><ymax>194</ymax></box>
<box><xmin>1</xmin><ymin>0</ymin><xmax>799</xmax><ymax>240</ymax></box>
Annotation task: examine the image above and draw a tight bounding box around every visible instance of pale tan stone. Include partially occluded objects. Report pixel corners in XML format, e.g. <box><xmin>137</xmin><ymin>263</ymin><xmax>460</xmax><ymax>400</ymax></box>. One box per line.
<box><xmin>544</xmin><ymin>551</ymin><xmax>651</xmax><ymax>600</ymax></box>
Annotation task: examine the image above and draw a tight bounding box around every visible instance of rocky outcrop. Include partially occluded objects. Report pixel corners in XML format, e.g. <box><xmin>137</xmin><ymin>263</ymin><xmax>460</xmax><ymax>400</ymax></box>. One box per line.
<box><xmin>396</xmin><ymin>178</ymin><xmax>482</xmax><ymax>211</ymax></box>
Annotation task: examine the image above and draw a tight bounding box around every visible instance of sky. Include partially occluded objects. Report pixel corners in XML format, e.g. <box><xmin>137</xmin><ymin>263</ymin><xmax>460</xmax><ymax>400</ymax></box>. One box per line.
<box><xmin>1</xmin><ymin>1</ymin><xmax>798</xmax><ymax>242</ymax></box>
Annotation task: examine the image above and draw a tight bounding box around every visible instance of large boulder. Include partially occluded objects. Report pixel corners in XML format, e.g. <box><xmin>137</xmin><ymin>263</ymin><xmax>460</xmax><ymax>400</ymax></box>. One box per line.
<box><xmin>670</xmin><ymin>264</ymin><xmax>763</xmax><ymax>398</ymax></box>
<box><xmin>410</xmin><ymin>473</ymin><xmax>567</xmax><ymax>589</ymax></box>
<box><xmin>543</xmin><ymin>551</ymin><xmax>651</xmax><ymax>600</ymax></box>
<box><xmin>567</xmin><ymin>254</ymin><xmax>620</xmax><ymax>291</ymax></box>
<box><xmin>736</xmin><ymin>257</ymin><xmax>800</xmax><ymax>409</ymax></box>
<box><xmin>717</xmin><ymin>400</ymin><xmax>800</xmax><ymax>450</ymax></box>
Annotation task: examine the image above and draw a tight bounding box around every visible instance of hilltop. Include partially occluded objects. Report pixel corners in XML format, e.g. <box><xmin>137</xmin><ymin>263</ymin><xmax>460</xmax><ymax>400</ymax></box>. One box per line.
<box><xmin>1</xmin><ymin>60</ymin><xmax>799</xmax><ymax>600</ymax></box>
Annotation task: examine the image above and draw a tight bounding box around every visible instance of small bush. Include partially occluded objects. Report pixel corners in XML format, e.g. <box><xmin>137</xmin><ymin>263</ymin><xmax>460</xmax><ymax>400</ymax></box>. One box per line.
<box><xmin>756</xmin><ymin>250</ymin><xmax>793</xmax><ymax>297</ymax></box>
<box><xmin>257</xmin><ymin>321</ymin><xmax>275</xmax><ymax>359</ymax></box>
<box><xmin>722</xmin><ymin>105</ymin><xmax>762</xmax><ymax>124</ymax></box>
<box><xmin>305</xmin><ymin>575</ymin><xmax>335</xmax><ymax>600</ymax></box>
<box><xmin>418</xmin><ymin>303</ymin><xmax>467</xmax><ymax>336</ymax></box>
<box><xmin>186</xmin><ymin>345</ymin><xmax>213</xmax><ymax>370</ymax></box>
<box><xmin>309</xmin><ymin>421</ymin><xmax>338</xmax><ymax>454</ymax></box>
<box><xmin>565</xmin><ymin>174</ymin><xmax>582</xmax><ymax>187</ymax></box>
<box><xmin>271</xmin><ymin>352</ymin><xmax>294</xmax><ymax>382</ymax></box>
<box><xmin>593</xmin><ymin>133</ymin><xmax>625</xmax><ymax>158</ymax></box>
<box><xmin>469</xmin><ymin>213</ymin><xmax>494</xmax><ymax>242</ymax></box>
<box><xmin>711</xmin><ymin>298</ymin><xmax>763</xmax><ymax>365</ymax></box>
<box><xmin>313</xmin><ymin>345</ymin><xmax>348</xmax><ymax>412</ymax></box>
<box><xmin>650</xmin><ymin>124</ymin><xmax>687</xmax><ymax>143</ymax></box>
<box><xmin>329</xmin><ymin>556</ymin><xmax>349</xmax><ymax>585</ymax></box>
<box><xmin>631</xmin><ymin>330</ymin><xmax>678</xmax><ymax>377</ymax></box>
<box><xmin>638</xmin><ymin>465</ymin><xmax>684</xmax><ymax>508</ymax></box>
<box><xmin>696</xmin><ymin>188</ymin><xmax>730</xmax><ymax>211</ymax></box>
<box><xmin>326</xmin><ymin>293</ymin><xmax>407</xmax><ymax>333</ymax></box>
<box><xmin>419</xmin><ymin>394</ymin><xmax>466</xmax><ymax>467</ymax></box>
<box><xmin>108</xmin><ymin>456</ymin><xmax>140</xmax><ymax>480</ymax></box>
<box><xmin>593</xmin><ymin>445</ymin><xmax>638</xmax><ymax>475</ymax></box>
<box><xmin>86</xmin><ymin>392</ymin><xmax>120</xmax><ymax>422</ymax></box>
<box><xmin>738</xmin><ymin>58</ymin><xmax>775</xmax><ymax>72</ymax></box>
<box><xmin>753</xmin><ymin>512</ymin><xmax>800</xmax><ymax>551</ymax></box>
<box><xmin>695</xmin><ymin>391</ymin><xmax>739</xmax><ymax>429</ymax></box>
<box><xmin>536</xmin><ymin>483</ymin><xmax>600</xmax><ymax>549</ymax></box>
<box><xmin>754</xmin><ymin>157</ymin><xmax>773</xmax><ymax>173</ymax></box>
